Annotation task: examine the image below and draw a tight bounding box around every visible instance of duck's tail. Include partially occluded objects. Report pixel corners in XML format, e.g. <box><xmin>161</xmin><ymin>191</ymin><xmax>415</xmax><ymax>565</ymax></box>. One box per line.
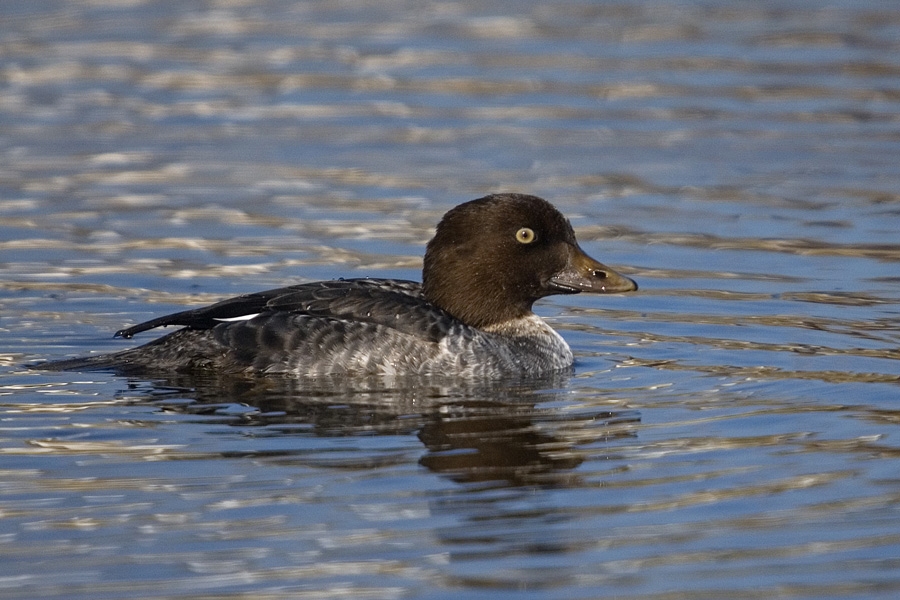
<box><xmin>32</xmin><ymin>346</ymin><xmax>149</xmax><ymax>373</ymax></box>
<box><xmin>31</xmin><ymin>328</ymin><xmax>231</xmax><ymax>375</ymax></box>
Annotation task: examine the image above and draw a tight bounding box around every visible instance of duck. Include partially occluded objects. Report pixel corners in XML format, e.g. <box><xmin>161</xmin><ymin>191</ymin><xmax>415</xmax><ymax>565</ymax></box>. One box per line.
<box><xmin>40</xmin><ymin>193</ymin><xmax>637</xmax><ymax>377</ymax></box>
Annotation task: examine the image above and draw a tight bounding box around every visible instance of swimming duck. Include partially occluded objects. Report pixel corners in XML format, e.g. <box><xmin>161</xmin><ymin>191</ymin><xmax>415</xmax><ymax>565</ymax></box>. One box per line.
<box><xmin>41</xmin><ymin>193</ymin><xmax>637</xmax><ymax>377</ymax></box>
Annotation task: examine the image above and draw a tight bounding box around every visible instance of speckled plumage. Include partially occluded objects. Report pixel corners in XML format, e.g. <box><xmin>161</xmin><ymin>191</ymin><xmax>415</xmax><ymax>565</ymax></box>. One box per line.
<box><xmin>39</xmin><ymin>194</ymin><xmax>637</xmax><ymax>377</ymax></box>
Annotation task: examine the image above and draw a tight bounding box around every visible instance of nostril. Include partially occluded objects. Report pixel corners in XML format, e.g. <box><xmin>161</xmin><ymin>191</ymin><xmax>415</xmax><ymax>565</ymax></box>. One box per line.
<box><xmin>593</xmin><ymin>270</ymin><xmax>608</xmax><ymax>279</ymax></box>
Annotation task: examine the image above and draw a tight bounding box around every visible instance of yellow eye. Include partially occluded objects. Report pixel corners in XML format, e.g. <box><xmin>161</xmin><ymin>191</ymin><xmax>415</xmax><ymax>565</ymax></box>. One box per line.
<box><xmin>515</xmin><ymin>227</ymin><xmax>536</xmax><ymax>244</ymax></box>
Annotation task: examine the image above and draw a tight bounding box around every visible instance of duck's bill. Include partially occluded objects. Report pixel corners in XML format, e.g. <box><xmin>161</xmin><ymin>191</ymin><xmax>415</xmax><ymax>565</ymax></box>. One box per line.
<box><xmin>548</xmin><ymin>244</ymin><xmax>638</xmax><ymax>294</ymax></box>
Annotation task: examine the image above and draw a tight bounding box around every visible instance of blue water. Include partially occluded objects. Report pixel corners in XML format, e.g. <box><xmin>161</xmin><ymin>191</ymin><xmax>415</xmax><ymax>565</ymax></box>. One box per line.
<box><xmin>2</xmin><ymin>1</ymin><xmax>900</xmax><ymax>598</ymax></box>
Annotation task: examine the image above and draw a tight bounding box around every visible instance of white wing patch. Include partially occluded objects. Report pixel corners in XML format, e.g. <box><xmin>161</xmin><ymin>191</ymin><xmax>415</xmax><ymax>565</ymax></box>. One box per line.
<box><xmin>213</xmin><ymin>313</ymin><xmax>260</xmax><ymax>322</ymax></box>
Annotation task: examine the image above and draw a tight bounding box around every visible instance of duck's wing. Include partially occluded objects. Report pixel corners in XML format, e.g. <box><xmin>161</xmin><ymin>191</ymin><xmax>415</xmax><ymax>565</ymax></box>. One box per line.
<box><xmin>114</xmin><ymin>278</ymin><xmax>450</xmax><ymax>342</ymax></box>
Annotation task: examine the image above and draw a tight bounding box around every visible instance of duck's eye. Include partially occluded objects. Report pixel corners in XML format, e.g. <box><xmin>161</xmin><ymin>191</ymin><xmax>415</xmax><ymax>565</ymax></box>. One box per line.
<box><xmin>515</xmin><ymin>227</ymin><xmax>536</xmax><ymax>244</ymax></box>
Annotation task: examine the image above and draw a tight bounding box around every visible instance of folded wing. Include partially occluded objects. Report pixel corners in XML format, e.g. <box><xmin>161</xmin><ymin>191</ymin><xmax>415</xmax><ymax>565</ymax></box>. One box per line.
<box><xmin>115</xmin><ymin>278</ymin><xmax>451</xmax><ymax>343</ymax></box>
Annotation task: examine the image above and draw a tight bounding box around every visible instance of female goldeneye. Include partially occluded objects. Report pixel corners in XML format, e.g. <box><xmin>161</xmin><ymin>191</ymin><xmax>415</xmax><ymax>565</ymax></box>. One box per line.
<box><xmin>41</xmin><ymin>193</ymin><xmax>637</xmax><ymax>377</ymax></box>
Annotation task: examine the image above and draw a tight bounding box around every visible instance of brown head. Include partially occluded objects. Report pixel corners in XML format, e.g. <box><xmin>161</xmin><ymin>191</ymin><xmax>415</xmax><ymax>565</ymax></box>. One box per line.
<box><xmin>422</xmin><ymin>193</ymin><xmax>637</xmax><ymax>329</ymax></box>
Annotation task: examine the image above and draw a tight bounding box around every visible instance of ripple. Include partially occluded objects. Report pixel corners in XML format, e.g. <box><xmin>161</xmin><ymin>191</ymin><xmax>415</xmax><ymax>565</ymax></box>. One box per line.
<box><xmin>3</xmin><ymin>1</ymin><xmax>900</xmax><ymax>599</ymax></box>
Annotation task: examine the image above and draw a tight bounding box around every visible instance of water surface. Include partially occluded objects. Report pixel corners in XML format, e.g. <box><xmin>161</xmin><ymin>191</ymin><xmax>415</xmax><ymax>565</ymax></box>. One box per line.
<box><xmin>2</xmin><ymin>1</ymin><xmax>900</xmax><ymax>598</ymax></box>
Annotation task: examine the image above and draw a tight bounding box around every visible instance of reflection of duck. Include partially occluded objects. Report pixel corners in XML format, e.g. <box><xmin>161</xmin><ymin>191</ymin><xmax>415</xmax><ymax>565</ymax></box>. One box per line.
<box><xmin>129</xmin><ymin>372</ymin><xmax>639</xmax><ymax>488</ymax></box>
<box><xmin>418</xmin><ymin>400</ymin><xmax>639</xmax><ymax>488</ymax></box>
<box><xmin>41</xmin><ymin>194</ymin><xmax>636</xmax><ymax>377</ymax></box>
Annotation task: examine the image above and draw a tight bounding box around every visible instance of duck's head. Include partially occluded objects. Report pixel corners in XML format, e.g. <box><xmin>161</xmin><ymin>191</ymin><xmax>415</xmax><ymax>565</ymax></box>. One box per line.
<box><xmin>422</xmin><ymin>193</ymin><xmax>637</xmax><ymax>329</ymax></box>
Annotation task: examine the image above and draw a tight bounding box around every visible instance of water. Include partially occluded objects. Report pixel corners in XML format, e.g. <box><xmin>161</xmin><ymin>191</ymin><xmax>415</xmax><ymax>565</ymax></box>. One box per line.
<box><xmin>2</xmin><ymin>0</ymin><xmax>900</xmax><ymax>598</ymax></box>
